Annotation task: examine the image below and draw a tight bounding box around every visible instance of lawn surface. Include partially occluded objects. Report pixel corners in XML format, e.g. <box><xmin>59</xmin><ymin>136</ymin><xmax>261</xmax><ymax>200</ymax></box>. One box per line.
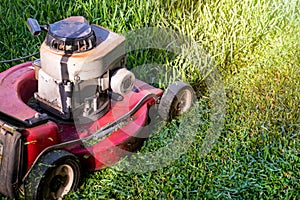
<box><xmin>0</xmin><ymin>0</ymin><xmax>299</xmax><ymax>199</ymax></box>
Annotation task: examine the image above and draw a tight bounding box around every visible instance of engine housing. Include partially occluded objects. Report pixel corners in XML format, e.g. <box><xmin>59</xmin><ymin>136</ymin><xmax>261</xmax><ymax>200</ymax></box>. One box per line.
<box><xmin>34</xmin><ymin>16</ymin><xmax>135</xmax><ymax>122</ymax></box>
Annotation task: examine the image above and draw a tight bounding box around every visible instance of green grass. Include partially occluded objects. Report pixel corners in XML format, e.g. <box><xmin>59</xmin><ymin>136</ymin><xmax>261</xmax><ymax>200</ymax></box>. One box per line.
<box><xmin>0</xmin><ymin>0</ymin><xmax>299</xmax><ymax>199</ymax></box>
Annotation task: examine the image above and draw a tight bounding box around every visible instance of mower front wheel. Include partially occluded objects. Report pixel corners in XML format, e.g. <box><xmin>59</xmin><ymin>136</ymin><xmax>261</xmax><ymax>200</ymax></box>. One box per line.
<box><xmin>24</xmin><ymin>150</ymin><xmax>81</xmax><ymax>200</ymax></box>
<box><xmin>158</xmin><ymin>81</ymin><xmax>196</xmax><ymax>121</ymax></box>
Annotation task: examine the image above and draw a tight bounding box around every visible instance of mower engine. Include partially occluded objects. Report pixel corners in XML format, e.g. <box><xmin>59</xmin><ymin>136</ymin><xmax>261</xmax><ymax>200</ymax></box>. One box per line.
<box><xmin>30</xmin><ymin>16</ymin><xmax>135</xmax><ymax>121</ymax></box>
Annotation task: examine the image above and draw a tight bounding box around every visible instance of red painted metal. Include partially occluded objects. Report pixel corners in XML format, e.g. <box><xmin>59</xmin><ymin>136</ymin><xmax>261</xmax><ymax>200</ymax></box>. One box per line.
<box><xmin>0</xmin><ymin>62</ymin><xmax>37</xmax><ymax>121</ymax></box>
<box><xmin>0</xmin><ymin>61</ymin><xmax>163</xmax><ymax>172</ymax></box>
<box><xmin>22</xmin><ymin>121</ymin><xmax>59</xmax><ymax>170</ymax></box>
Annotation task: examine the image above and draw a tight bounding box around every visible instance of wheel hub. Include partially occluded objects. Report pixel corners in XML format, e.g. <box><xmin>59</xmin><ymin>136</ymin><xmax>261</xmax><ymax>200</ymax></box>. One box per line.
<box><xmin>50</xmin><ymin>175</ymin><xmax>65</xmax><ymax>192</ymax></box>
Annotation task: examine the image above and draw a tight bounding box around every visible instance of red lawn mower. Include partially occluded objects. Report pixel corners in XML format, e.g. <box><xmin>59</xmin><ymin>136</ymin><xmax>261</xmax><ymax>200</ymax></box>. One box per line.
<box><xmin>0</xmin><ymin>16</ymin><xmax>195</xmax><ymax>199</ymax></box>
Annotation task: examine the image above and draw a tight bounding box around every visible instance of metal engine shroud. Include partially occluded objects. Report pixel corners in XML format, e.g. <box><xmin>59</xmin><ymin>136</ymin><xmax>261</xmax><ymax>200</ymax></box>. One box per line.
<box><xmin>34</xmin><ymin>16</ymin><xmax>135</xmax><ymax>121</ymax></box>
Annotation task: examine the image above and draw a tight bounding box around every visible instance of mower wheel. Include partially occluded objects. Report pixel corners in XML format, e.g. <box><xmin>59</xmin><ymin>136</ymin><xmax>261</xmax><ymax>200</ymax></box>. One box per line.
<box><xmin>158</xmin><ymin>81</ymin><xmax>196</xmax><ymax>121</ymax></box>
<box><xmin>24</xmin><ymin>150</ymin><xmax>81</xmax><ymax>200</ymax></box>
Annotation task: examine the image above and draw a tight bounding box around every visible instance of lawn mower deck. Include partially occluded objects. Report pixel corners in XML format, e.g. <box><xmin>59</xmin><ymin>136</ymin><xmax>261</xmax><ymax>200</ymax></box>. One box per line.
<box><xmin>0</xmin><ymin>61</ymin><xmax>163</xmax><ymax>199</ymax></box>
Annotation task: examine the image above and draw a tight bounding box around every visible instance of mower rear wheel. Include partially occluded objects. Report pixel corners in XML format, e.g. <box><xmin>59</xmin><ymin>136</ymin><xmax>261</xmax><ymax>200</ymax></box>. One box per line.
<box><xmin>24</xmin><ymin>150</ymin><xmax>81</xmax><ymax>200</ymax></box>
<box><xmin>158</xmin><ymin>81</ymin><xmax>196</xmax><ymax>121</ymax></box>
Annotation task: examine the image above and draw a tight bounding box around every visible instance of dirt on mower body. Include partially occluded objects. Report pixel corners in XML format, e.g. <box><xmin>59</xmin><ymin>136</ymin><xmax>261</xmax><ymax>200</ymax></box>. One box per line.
<box><xmin>0</xmin><ymin>16</ymin><xmax>195</xmax><ymax>199</ymax></box>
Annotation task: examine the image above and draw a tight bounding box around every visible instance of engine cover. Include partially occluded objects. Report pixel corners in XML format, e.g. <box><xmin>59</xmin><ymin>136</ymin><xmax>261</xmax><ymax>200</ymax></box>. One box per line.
<box><xmin>40</xmin><ymin>17</ymin><xmax>125</xmax><ymax>82</ymax></box>
<box><xmin>34</xmin><ymin>16</ymin><xmax>130</xmax><ymax>121</ymax></box>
